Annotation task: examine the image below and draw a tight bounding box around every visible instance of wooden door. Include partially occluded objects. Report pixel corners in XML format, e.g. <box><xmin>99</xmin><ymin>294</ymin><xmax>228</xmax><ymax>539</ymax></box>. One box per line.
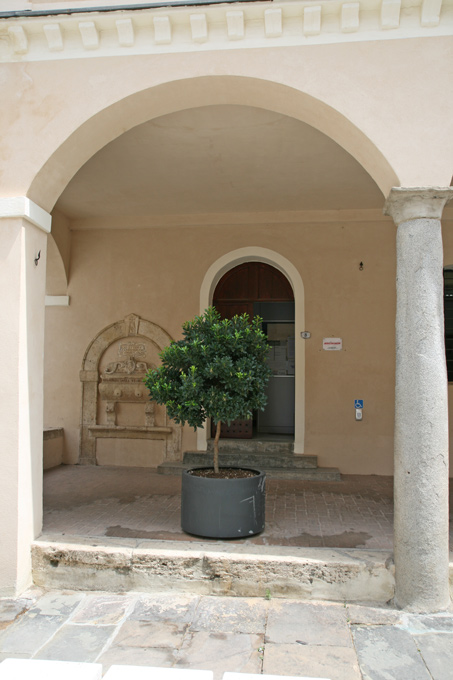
<box><xmin>212</xmin><ymin>262</ymin><xmax>293</xmax><ymax>439</ymax></box>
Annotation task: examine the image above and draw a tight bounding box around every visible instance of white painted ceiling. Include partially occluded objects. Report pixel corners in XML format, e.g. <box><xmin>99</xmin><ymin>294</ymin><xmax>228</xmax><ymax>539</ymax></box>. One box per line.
<box><xmin>55</xmin><ymin>105</ymin><xmax>384</xmax><ymax>220</ymax></box>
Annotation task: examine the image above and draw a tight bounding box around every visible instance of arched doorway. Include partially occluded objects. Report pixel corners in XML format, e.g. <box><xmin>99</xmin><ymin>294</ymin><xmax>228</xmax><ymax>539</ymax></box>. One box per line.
<box><xmin>213</xmin><ymin>262</ymin><xmax>295</xmax><ymax>439</ymax></box>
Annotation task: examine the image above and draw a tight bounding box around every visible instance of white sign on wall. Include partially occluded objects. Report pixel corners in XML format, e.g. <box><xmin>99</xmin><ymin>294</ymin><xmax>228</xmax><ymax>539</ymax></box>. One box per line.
<box><xmin>323</xmin><ymin>337</ymin><xmax>342</xmax><ymax>351</ymax></box>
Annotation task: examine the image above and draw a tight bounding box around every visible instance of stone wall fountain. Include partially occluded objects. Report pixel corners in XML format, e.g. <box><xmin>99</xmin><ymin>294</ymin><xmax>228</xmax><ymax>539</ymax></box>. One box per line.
<box><xmin>79</xmin><ymin>313</ymin><xmax>181</xmax><ymax>467</ymax></box>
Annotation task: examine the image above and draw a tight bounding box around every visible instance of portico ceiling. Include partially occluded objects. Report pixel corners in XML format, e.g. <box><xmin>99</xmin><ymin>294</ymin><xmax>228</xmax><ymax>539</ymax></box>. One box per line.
<box><xmin>55</xmin><ymin>105</ymin><xmax>384</xmax><ymax>222</ymax></box>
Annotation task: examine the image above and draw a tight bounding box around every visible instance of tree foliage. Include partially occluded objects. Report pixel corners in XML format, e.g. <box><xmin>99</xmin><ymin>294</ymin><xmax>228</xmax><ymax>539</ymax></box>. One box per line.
<box><xmin>145</xmin><ymin>307</ymin><xmax>271</xmax><ymax>430</ymax></box>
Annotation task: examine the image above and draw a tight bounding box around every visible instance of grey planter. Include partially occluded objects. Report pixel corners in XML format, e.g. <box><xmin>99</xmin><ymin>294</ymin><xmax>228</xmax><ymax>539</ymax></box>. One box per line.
<box><xmin>181</xmin><ymin>468</ymin><xmax>266</xmax><ymax>538</ymax></box>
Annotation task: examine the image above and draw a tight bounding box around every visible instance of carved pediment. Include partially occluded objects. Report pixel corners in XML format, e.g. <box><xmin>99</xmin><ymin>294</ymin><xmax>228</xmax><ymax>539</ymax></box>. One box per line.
<box><xmin>103</xmin><ymin>355</ymin><xmax>150</xmax><ymax>377</ymax></box>
<box><xmin>99</xmin><ymin>355</ymin><xmax>155</xmax><ymax>403</ymax></box>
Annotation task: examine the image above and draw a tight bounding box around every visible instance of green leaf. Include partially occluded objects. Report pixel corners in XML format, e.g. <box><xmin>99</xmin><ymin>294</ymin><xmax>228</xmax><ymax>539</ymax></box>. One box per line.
<box><xmin>145</xmin><ymin>307</ymin><xmax>271</xmax><ymax>429</ymax></box>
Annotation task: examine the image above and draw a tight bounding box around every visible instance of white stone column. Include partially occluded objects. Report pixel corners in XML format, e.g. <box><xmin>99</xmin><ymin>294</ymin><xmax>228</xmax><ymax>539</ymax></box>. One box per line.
<box><xmin>0</xmin><ymin>198</ymin><xmax>50</xmax><ymax>596</ymax></box>
<box><xmin>385</xmin><ymin>187</ymin><xmax>453</xmax><ymax>612</ymax></box>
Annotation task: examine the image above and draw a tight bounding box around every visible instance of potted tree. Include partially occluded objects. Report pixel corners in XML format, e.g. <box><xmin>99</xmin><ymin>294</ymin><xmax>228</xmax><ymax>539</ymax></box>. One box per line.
<box><xmin>145</xmin><ymin>306</ymin><xmax>271</xmax><ymax>538</ymax></box>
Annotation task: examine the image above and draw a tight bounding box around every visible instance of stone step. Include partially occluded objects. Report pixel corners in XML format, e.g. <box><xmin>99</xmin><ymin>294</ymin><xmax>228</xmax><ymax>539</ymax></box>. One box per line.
<box><xmin>182</xmin><ymin>451</ymin><xmax>318</xmax><ymax>469</ymax></box>
<box><xmin>262</xmin><ymin>467</ymin><xmax>341</xmax><ymax>481</ymax></box>
<box><xmin>207</xmin><ymin>439</ymin><xmax>294</xmax><ymax>454</ymax></box>
<box><xmin>157</xmin><ymin>460</ymin><xmax>341</xmax><ymax>481</ymax></box>
<box><xmin>32</xmin><ymin>535</ymin><xmax>396</xmax><ymax>603</ymax></box>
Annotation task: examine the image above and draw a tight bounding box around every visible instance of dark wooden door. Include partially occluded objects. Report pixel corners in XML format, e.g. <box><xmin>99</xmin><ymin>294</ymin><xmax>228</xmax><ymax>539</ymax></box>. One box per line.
<box><xmin>214</xmin><ymin>262</ymin><xmax>293</xmax><ymax>306</ymax></box>
<box><xmin>214</xmin><ymin>301</ymin><xmax>253</xmax><ymax>321</ymax></box>
<box><xmin>212</xmin><ymin>262</ymin><xmax>293</xmax><ymax>439</ymax></box>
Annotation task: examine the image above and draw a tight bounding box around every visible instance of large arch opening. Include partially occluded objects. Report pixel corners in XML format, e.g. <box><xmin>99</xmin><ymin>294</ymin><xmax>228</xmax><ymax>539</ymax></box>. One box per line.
<box><xmin>40</xmin><ymin>77</ymin><xmax>397</xmax><ymax>563</ymax></box>
<box><xmin>28</xmin><ymin>75</ymin><xmax>398</xmax><ymax>212</ymax></box>
<box><xmin>3</xmin><ymin>18</ymin><xmax>452</xmax><ymax>602</ymax></box>
<box><xmin>44</xmin><ymin>98</ymin><xmax>393</xmax><ymax>475</ymax></box>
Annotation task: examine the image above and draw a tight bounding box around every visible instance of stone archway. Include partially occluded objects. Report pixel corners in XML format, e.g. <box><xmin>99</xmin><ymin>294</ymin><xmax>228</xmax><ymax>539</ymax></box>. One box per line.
<box><xmin>26</xmin><ymin>75</ymin><xmax>400</xmax><ymax>213</ymax></box>
<box><xmin>199</xmin><ymin>247</ymin><xmax>305</xmax><ymax>454</ymax></box>
<box><xmin>79</xmin><ymin>312</ymin><xmax>181</xmax><ymax>466</ymax></box>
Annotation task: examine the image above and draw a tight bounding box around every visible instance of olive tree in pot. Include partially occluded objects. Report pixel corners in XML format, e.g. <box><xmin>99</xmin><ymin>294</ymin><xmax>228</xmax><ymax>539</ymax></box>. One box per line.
<box><xmin>144</xmin><ymin>306</ymin><xmax>271</xmax><ymax>538</ymax></box>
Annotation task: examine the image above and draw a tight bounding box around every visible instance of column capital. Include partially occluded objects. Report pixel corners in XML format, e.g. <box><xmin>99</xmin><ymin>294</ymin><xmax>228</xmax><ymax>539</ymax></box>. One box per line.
<box><xmin>0</xmin><ymin>197</ymin><xmax>51</xmax><ymax>233</ymax></box>
<box><xmin>384</xmin><ymin>187</ymin><xmax>453</xmax><ymax>225</ymax></box>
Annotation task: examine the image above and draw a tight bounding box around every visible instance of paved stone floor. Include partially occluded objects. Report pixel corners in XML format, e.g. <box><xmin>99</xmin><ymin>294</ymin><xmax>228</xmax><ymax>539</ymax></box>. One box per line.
<box><xmin>1</xmin><ymin>589</ymin><xmax>453</xmax><ymax>679</ymax></box>
<box><xmin>3</xmin><ymin>467</ymin><xmax>451</xmax><ymax>679</ymax></box>
<box><xmin>43</xmin><ymin>466</ymin><xmax>399</xmax><ymax>549</ymax></box>
<box><xmin>43</xmin><ymin>465</ymin><xmax>453</xmax><ymax>550</ymax></box>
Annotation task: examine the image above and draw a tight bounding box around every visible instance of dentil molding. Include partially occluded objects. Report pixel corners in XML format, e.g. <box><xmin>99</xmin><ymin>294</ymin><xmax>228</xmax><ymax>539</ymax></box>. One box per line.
<box><xmin>0</xmin><ymin>0</ymin><xmax>452</xmax><ymax>62</ymax></box>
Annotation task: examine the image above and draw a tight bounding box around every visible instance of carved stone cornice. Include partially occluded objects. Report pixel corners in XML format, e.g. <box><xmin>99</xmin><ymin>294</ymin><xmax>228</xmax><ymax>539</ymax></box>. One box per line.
<box><xmin>1</xmin><ymin>0</ymin><xmax>452</xmax><ymax>63</ymax></box>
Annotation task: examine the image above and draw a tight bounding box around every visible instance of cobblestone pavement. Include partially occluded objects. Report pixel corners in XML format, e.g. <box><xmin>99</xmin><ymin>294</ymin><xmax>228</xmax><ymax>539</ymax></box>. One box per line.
<box><xmin>1</xmin><ymin>589</ymin><xmax>452</xmax><ymax>679</ymax></box>
<box><xmin>43</xmin><ymin>466</ymin><xmax>398</xmax><ymax>550</ymax></box>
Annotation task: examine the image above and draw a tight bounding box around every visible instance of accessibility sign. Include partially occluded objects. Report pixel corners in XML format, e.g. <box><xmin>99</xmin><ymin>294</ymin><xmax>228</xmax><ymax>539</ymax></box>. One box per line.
<box><xmin>354</xmin><ymin>400</ymin><xmax>364</xmax><ymax>409</ymax></box>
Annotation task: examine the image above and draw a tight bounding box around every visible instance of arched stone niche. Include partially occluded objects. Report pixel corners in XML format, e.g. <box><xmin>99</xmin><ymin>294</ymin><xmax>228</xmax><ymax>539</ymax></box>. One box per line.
<box><xmin>79</xmin><ymin>313</ymin><xmax>181</xmax><ymax>467</ymax></box>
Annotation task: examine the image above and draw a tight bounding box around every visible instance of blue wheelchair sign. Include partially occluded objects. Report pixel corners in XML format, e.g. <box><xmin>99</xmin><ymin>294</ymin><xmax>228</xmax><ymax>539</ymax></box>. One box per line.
<box><xmin>354</xmin><ymin>400</ymin><xmax>364</xmax><ymax>409</ymax></box>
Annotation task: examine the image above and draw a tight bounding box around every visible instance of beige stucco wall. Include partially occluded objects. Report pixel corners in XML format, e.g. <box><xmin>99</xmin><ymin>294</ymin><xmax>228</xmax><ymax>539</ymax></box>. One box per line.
<box><xmin>1</xmin><ymin>35</ymin><xmax>452</xmax><ymax>212</ymax></box>
<box><xmin>0</xmin><ymin>216</ymin><xmax>48</xmax><ymax>595</ymax></box>
<box><xmin>3</xmin><ymin>11</ymin><xmax>452</xmax><ymax>481</ymax></box>
<box><xmin>44</xmin><ymin>216</ymin><xmax>399</xmax><ymax>475</ymax></box>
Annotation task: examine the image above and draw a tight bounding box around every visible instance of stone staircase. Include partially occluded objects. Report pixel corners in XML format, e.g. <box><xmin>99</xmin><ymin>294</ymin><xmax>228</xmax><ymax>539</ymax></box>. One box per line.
<box><xmin>158</xmin><ymin>439</ymin><xmax>341</xmax><ymax>480</ymax></box>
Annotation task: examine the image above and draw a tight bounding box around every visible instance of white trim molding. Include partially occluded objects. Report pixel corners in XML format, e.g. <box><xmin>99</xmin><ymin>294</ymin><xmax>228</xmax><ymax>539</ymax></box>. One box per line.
<box><xmin>0</xmin><ymin>197</ymin><xmax>52</xmax><ymax>233</ymax></box>
<box><xmin>45</xmin><ymin>295</ymin><xmax>70</xmax><ymax>306</ymax></box>
<box><xmin>1</xmin><ymin>0</ymin><xmax>452</xmax><ymax>63</ymax></box>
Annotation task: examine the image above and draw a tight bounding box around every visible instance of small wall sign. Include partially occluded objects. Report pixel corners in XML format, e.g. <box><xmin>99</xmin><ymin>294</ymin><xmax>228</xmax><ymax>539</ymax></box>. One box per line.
<box><xmin>323</xmin><ymin>338</ymin><xmax>342</xmax><ymax>351</ymax></box>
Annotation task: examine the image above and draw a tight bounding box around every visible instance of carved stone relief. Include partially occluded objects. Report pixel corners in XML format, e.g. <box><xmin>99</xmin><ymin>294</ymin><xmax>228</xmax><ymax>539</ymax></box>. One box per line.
<box><xmin>79</xmin><ymin>313</ymin><xmax>181</xmax><ymax>466</ymax></box>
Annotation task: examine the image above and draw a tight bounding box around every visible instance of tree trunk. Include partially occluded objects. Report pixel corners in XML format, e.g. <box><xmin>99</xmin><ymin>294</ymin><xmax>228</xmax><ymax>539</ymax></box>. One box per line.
<box><xmin>214</xmin><ymin>420</ymin><xmax>221</xmax><ymax>474</ymax></box>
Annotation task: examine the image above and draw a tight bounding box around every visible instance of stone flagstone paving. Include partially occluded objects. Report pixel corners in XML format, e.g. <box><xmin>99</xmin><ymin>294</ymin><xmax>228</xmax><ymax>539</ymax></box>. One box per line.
<box><xmin>13</xmin><ymin>465</ymin><xmax>448</xmax><ymax>679</ymax></box>
<box><xmin>1</xmin><ymin>590</ymin><xmax>452</xmax><ymax>679</ymax></box>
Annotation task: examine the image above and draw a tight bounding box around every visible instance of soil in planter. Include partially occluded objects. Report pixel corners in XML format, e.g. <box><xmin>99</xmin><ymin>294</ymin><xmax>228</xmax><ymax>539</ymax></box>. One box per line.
<box><xmin>188</xmin><ymin>467</ymin><xmax>258</xmax><ymax>479</ymax></box>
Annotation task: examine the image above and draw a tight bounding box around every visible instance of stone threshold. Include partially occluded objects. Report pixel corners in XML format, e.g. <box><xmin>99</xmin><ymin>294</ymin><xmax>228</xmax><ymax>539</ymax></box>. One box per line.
<box><xmin>32</xmin><ymin>534</ymin><xmax>397</xmax><ymax>604</ymax></box>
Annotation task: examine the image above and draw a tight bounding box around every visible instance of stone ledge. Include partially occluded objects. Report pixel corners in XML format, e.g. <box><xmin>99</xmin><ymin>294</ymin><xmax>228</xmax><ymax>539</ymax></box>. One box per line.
<box><xmin>43</xmin><ymin>429</ymin><xmax>64</xmax><ymax>469</ymax></box>
<box><xmin>43</xmin><ymin>427</ymin><xmax>64</xmax><ymax>441</ymax></box>
<box><xmin>88</xmin><ymin>425</ymin><xmax>173</xmax><ymax>438</ymax></box>
<box><xmin>32</xmin><ymin>534</ymin><xmax>396</xmax><ymax>603</ymax></box>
